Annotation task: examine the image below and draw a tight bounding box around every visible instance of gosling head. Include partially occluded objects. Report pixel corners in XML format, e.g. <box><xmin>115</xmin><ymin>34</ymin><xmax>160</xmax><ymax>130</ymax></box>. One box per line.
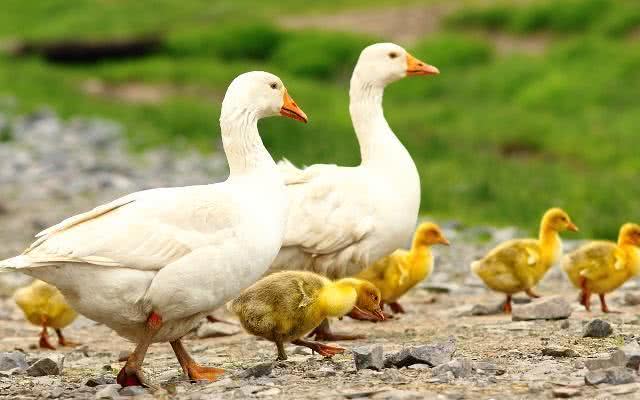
<box><xmin>414</xmin><ymin>222</ymin><xmax>450</xmax><ymax>247</ymax></box>
<box><xmin>619</xmin><ymin>223</ymin><xmax>640</xmax><ymax>247</ymax></box>
<box><xmin>542</xmin><ymin>208</ymin><xmax>579</xmax><ymax>233</ymax></box>
<box><xmin>353</xmin><ymin>43</ymin><xmax>439</xmax><ymax>87</ymax></box>
<box><xmin>221</xmin><ymin>71</ymin><xmax>308</xmax><ymax>123</ymax></box>
<box><xmin>353</xmin><ymin>280</ymin><xmax>385</xmax><ymax>321</ymax></box>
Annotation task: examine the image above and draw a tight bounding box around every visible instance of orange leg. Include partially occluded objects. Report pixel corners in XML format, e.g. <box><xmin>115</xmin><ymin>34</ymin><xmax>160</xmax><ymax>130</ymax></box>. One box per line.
<box><xmin>116</xmin><ymin>312</ymin><xmax>162</xmax><ymax>388</ymax></box>
<box><xmin>525</xmin><ymin>288</ymin><xmax>541</xmax><ymax>298</ymax></box>
<box><xmin>205</xmin><ymin>315</ymin><xmax>235</xmax><ymax>325</ymax></box>
<box><xmin>599</xmin><ymin>293</ymin><xmax>620</xmax><ymax>313</ymax></box>
<box><xmin>389</xmin><ymin>302</ymin><xmax>406</xmax><ymax>314</ymax></box>
<box><xmin>503</xmin><ymin>295</ymin><xmax>512</xmax><ymax>314</ymax></box>
<box><xmin>39</xmin><ymin>324</ymin><xmax>56</xmax><ymax>350</ymax></box>
<box><xmin>55</xmin><ymin>329</ymin><xmax>79</xmax><ymax>347</ymax></box>
<box><xmin>308</xmin><ymin>319</ymin><xmax>365</xmax><ymax>341</ymax></box>
<box><xmin>170</xmin><ymin>339</ymin><xmax>224</xmax><ymax>381</ymax></box>
<box><xmin>291</xmin><ymin>338</ymin><xmax>345</xmax><ymax>358</ymax></box>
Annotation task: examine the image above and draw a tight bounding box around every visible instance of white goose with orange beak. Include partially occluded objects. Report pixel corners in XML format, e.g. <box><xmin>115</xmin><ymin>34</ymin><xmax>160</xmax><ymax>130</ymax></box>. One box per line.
<box><xmin>271</xmin><ymin>43</ymin><xmax>439</xmax><ymax>340</ymax></box>
<box><xmin>0</xmin><ymin>71</ymin><xmax>308</xmax><ymax>386</ymax></box>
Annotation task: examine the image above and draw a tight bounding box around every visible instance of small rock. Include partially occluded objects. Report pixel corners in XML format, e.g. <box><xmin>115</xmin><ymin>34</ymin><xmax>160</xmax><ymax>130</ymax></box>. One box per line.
<box><xmin>119</xmin><ymin>386</ymin><xmax>147</xmax><ymax>396</ymax></box>
<box><xmin>542</xmin><ymin>346</ymin><xmax>579</xmax><ymax>358</ymax></box>
<box><xmin>469</xmin><ymin>302</ymin><xmax>504</xmax><ymax>316</ymax></box>
<box><xmin>237</xmin><ymin>362</ymin><xmax>273</xmax><ymax>379</ymax></box>
<box><xmin>619</xmin><ymin>342</ymin><xmax>640</xmax><ymax>370</ymax></box>
<box><xmin>432</xmin><ymin>358</ymin><xmax>473</xmax><ymax>378</ymax></box>
<box><xmin>196</xmin><ymin>322</ymin><xmax>241</xmax><ymax>338</ymax></box>
<box><xmin>86</xmin><ymin>376</ymin><xmax>116</xmax><ymax>387</ymax></box>
<box><xmin>384</xmin><ymin>337</ymin><xmax>456</xmax><ymax>368</ymax></box>
<box><xmin>560</xmin><ymin>320</ymin><xmax>570</xmax><ymax>329</ymax></box>
<box><xmin>95</xmin><ymin>384</ymin><xmax>121</xmax><ymax>399</ymax></box>
<box><xmin>26</xmin><ymin>354</ymin><xmax>64</xmax><ymax>376</ymax></box>
<box><xmin>512</xmin><ymin>296</ymin><xmax>571</xmax><ymax>321</ymax></box>
<box><xmin>583</xmin><ymin>319</ymin><xmax>613</xmax><ymax>338</ymax></box>
<box><xmin>353</xmin><ymin>345</ymin><xmax>384</xmax><ymax>371</ymax></box>
<box><xmin>48</xmin><ymin>387</ymin><xmax>64</xmax><ymax>399</ymax></box>
<box><xmin>305</xmin><ymin>366</ymin><xmax>336</xmax><ymax>378</ymax></box>
<box><xmin>585</xmin><ymin>366</ymin><xmax>635</xmax><ymax>385</ymax></box>
<box><xmin>552</xmin><ymin>387</ymin><xmax>580</xmax><ymax>398</ymax></box>
<box><xmin>584</xmin><ymin>350</ymin><xmax>627</xmax><ymax>371</ymax></box>
<box><xmin>256</xmin><ymin>387</ymin><xmax>281</xmax><ymax>397</ymax></box>
<box><xmin>624</xmin><ymin>292</ymin><xmax>640</xmax><ymax>306</ymax></box>
<box><xmin>0</xmin><ymin>352</ymin><xmax>28</xmax><ymax>371</ymax></box>
<box><xmin>381</xmin><ymin>368</ymin><xmax>407</xmax><ymax>383</ymax></box>
<box><xmin>371</xmin><ymin>389</ymin><xmax>424</xmax><ymax>400</ymax></box>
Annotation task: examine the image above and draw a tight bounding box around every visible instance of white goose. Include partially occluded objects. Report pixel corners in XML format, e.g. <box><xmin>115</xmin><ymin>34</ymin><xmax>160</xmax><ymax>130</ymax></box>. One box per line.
<box><xmin>269</xmin><ymin>43</ymin><xmax>439</xmax><ymax>340</ymax></box>
<box><xmin>0</xmin><ymin>71</ymin><xmax>308</xmax><ymax>386</ymax></box>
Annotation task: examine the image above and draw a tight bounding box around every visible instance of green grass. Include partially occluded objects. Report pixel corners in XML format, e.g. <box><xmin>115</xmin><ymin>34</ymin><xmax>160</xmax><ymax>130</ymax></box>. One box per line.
<box><xmin>1</xmin><ymin>0</ymin><xmax>639</xmax><ymax>239</ymax></box>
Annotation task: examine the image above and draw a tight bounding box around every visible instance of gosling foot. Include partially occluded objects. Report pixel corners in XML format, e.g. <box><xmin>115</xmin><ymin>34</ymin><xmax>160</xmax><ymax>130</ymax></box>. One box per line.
<box><xmin>292</xmin><ymin>339</ymin><xmax>345</xmax><ymax>358</ymax></box>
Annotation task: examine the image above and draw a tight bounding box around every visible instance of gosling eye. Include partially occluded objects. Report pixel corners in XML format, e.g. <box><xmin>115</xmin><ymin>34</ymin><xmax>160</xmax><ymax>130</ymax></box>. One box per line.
<box><xmin>270</xmin><ymin>82</ymin><xmax>278</xmax><ymax>90</ymax></box>
<box><xmin>388</xmin><ymin>52</ymin><xmax>398</xmax><ymax>59</ymax></box>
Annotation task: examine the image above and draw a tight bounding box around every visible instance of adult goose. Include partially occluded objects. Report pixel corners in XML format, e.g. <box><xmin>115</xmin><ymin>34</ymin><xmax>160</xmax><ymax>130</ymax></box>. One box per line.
<box><xmin>269</xmin><ymin>43</ymin><xmax>439</xmax><ymax>340</ymax></box>
<box><xmin>0</xmin><ymin>71</ymin><xmax>308</xmax><ymax>386</ymax></box>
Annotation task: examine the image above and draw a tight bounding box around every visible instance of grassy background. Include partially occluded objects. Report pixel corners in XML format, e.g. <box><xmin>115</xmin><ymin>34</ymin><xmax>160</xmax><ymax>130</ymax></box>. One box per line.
<box><xmin>1</xmin><ymin>0</ymin><xmax>639</xmax><ymax>238</ymax></box>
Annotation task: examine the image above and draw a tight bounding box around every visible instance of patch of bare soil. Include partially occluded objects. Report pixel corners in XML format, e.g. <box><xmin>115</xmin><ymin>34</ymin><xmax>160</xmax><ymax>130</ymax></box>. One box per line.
<box><xmin>279</xmin><ymin>4</ymin><xmax>457</xmax><ymax>44</ymax></box>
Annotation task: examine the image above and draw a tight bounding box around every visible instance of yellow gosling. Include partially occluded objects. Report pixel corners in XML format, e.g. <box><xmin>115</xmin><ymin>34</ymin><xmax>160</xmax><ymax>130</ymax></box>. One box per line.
<box><xmin>13</xmin><ymin>280</ymin><xmax>78</xmax><ymax>349</ymax></box>
<box><xmin>356</xmin><ymin>222</ymin><xmax>449</xmax><ymax>316</ymax></box>
<box><xmin>563</xmin><ymin>223</ymin><xmax>640</xmax><ymax>313</ymax></box>
<box><xmin>228</xmin><ymin>271</ymin><xmax>383</xmax><ymax>360</ymax></box>
<box><xmin>471</xmin><ymin>208</ymin><xmax>578</xmax><ymax>313</ymax></box>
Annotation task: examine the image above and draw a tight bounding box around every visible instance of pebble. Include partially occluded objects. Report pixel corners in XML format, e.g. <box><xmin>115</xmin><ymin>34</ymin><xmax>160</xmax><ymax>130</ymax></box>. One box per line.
<box><xmin>0</xmin><ymin>352</ymin><xmax>28</xmax><ymax>371</ymax></box>
<box><xmin>582</xmin><ymin>319</ymin><xmax>613</xmax><ymax>338</ymax></box>
<box><xmin>26</xmin><ymin>354</ymin><xmax>64</xmax><ymax>376</ymax></box>
<box><xmin>624</xmin><ymin>292</ymin><xmax>640</xmax><ymax>306</ymax></box>
<box><xmin>431</xmin><ymin>358</ymin><xmax>473</xmax><ymax>378</ymax></box>
<box><xmin>552</xmin><ymin>387</ymin><xmax>580</xmax><ymax>398</ymax></box>
<box><xmin>511</xmin><ymin>296</ymin><xmax>571</xmax><ymax>321</ymax></box>
<box><xmin>86</xmin><ymin>376</ymin><xmax>116</xmax><ymax>387</ymax></box>
<box><xmin>94</xmin><ymin>384</ymin><xmax>121</xmax><ymax>399</ymax></box>
<box><xmin>584</xmin><ymin>350</ymin><xmax>626</xmax><ymax>371</ymax></box>
<box><xmin>304</xmin><ymin>366</ymin><xmax>336</xmax><ymax>378</ymax></box>
<box><xmin>119</xmin><ymin>386</ymin><xmax>147</xmax><ymax>396</ymax></box>
<box><xmin>542</xmin><ymin>346</ymin><xmax>579</xmax><ymax>358</ymax></box>
<box><xmin>353</xmin><ymin>345</ymin><xmax>384</xmax><ymax>371</ymax></box>
<box><xmin>585</xmin><ymin>366</ymin><xmax>635</xmax><ymax>385</ymax></box>
<box><xmin>196</xmin><ymin>322</ymin><xmax>241</xmax><ymax>339</ymax></box>
<box><xmin>237</xmin><ymin>362</ymin><xmax>273</xmax><ymax>379</ymax></box>
<box><xmin>384</xmin><ymin>337</ymin><xmax>456</xmax><ymax>368</ymax></box>
<box><xmin>620</xmin><ymin>342</ymin><xmax>640</xmax><ymax>369</ymax></box>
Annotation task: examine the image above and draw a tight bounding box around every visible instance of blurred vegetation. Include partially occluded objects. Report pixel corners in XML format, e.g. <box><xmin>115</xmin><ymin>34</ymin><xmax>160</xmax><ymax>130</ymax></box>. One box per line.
<box><xmin>1</xmin><ymin>0</ymin><xmax>639</xmax><ymax>238</ymax></box>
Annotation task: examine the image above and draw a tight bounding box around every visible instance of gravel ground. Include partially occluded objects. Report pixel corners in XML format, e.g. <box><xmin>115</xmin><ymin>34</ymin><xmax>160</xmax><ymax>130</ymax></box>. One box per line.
<box><xmin>2</xmin><ymin>108</ymin><xmax>640</xmax><ymax>399</ymax></box>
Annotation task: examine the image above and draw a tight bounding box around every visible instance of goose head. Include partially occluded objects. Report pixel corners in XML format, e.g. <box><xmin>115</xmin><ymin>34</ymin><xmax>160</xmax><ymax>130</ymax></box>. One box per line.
<box><xmin>353</xmin><ymin>43</ymin><xmax>439</xmax><ymax>87</ymax></box>
<box><xmin>541</xmin><ymin>208</ymin><xmax>579</xmax><ymax>233</ymax></box>
<box><xmin>414</xmin><ymin>222</ymin><xmax>450</xmax><ymax>247</ymax></box>
<box><xmin>619</xmin><ymin>223</ymin><xmax>640</xmax><ymax>247</ymax></box>
<box><xmin>221</xmin><ymin>71</ymin><xmax>308</xmax><ymax>123</ymax></box>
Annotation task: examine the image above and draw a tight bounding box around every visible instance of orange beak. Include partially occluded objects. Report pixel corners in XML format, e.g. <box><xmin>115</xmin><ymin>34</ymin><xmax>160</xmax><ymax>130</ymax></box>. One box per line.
<box><xmin>280</xmin><ymin>90</ymin><xmax>308</xmax><ymax>123</ymax></box>
<box><xmin>406</xmin><ymin>53</ymin><xmax>440</xmax><ymax>76</ymax></box>
<box><xmin>438</xmin><ymin>237</ymin><xmax>451</xmax><ymax>246</ymax></box>
<box><xmin>567</xmin><ymin>222</ymin><xmax>579</xmax><ymax>232</ymax></box>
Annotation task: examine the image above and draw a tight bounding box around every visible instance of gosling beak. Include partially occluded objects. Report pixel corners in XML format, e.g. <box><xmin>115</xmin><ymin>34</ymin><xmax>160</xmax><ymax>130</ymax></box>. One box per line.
<box><xmin>373</xmin><ymin>308</ymin><xmax>386</xmax><ymax>321</ymax></box>
<box><xmin>567</xmin><ymin>222</ymin><xmax>579</xmax><ymax>232</ymax></box>
<box><xmin>280</xmin><ymin>89</ymin><xmax>308</xmax><ymax>123</ymax></box>
<box><xmin>352</xmin><ymin>305</ymin><xmax>385</xmax><ymax>321</ymax></box>
<box><xmin>406</xmin><ymin>53</ymin><xmax>440</xmax><ymax>76</ymax></box>
<box><xmin>439</xmin><ymin>237</ymin><xmax>451</xmax><ymax>246</ymax></box>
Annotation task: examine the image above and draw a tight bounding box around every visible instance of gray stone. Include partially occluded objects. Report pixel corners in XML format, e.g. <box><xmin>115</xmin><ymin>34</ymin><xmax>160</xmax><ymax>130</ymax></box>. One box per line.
<box><xmin>469</xmin><ymin>302</ymin><xmax>504</xmax><ymax>316</ymax></box>
<box><xmin>552</xmin><ymin>388</ymin><xmax>581</xmax><ymax>398</ymax></box>
<box><xmin>585</xmin><ymin>366</ymin><xmax>635</xmax><ymax>385</ymax></box>
<box><xmin>542</xmin><ymin>346</ymin><xmax>580</xmax><ymax>358</ymax></box>
<box><xmin>48</xmin><ymin>387</ymin><xmax>64</xmax><ymax>399</ymax></box>
<box><xmin>86</xmin><ymin>376</ymin><xmax>116</xmax><ymax>387</ymax></box>
<box><xmin>353</xmin><ymin>345</ymin><xmax>384</xmax><ymax>371</ymax></box>
<box><xmin>119</xmin><ymin>386</ymin><xmax>147</xmax><ymax>396</ymax></box>
<box><xmin>432</xmin><ymin>358</ymin><xmax>473</xmax><ymax>378</ymax></box>
<box><xmin>583</xmin><ymin>319</ymin><xmax>613</xmax><ymax>338</ymax></box>
<box><xmin>371</xmin><ymin>390</ymin><xmax>424</xmax><ymax>400</ymax></box>
<box><xmin>95</xmin><ymin>384</ymin><xmax>121</xmax><ymax>399</ymax></box>
<box><xmin>624</xmin><ymin>292</ymin><xmax>640</xmax><ymax>306</ymax></box>
<box><xmin>620</xmin><ymin>342</ymin><xmax>640</xmax><ymax>369</ymax></box>
<box><xmin>585</xmin><ymin>350</ymin><xmax>627</xmax><ymax>371</ymax></box>
<box><xmin>473</xmin><ymin>361</ymin><xmax>506</xmax><ymax>375</ymax></box>
<box><xmin>381</xmin><ymin>368</ymin><xmax>408</xmax><ymax>383</ymax></box>
<box><xmin>196</xmin><ymin>322</ymin><xmax>241</xmax><ymax>338</ymax></box>
<box><xmin>511</xmin><ymin>296</ymin><xmax>571</xmax><ymax>321</ymax></box>
<box><xmin>0</xmin><ymin>352</ymin><xmax>28</xmax><ymax>371</ymax></box>
<box><xmin>26</xmin><ymin>354</ymin><xmax>64</xmax><ymax>376</ymax></box>
<box><xmin>304</xmin><ymin>366</ymin><xmax>336</xmax><ymax>378</ymax></box>
<box><xmin>384</xmin><ymin>337</ymin><xmax>456</xmax><ymax>368</ymax></box>
<box><xmin>237</xmin><ymin>362</ymin><xmax>273</xmax><ymax>379</ymax></box>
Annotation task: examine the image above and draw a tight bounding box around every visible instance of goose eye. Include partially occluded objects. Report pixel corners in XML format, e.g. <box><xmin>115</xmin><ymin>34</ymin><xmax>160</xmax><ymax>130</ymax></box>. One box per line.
<box><xmin>270</xmin><ymin>83</ymin><xmax>278</xmax><ymax>89</ymax></box>
<box><xmin>388</xmin><ymin>52</ymin><xmax>398</xmax><ymax>59</ymax></box>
